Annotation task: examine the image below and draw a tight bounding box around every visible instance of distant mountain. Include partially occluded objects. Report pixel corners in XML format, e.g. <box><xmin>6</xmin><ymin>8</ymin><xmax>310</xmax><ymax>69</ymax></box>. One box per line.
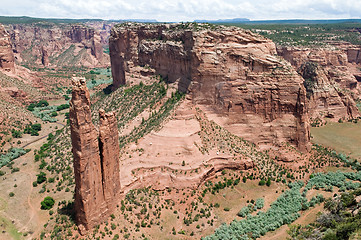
<box><xmin>194</xmin><ymin>18</ymin><xmax>361</xmax><ymax>25</ymax></box>
<box><xmin>122</xmin><ymin>19</ymin><xmax>158</xmax><ymax>23</ymax></box>
<box><xmin>237</xmin><ymin>19</ymin><xmax>361</xmax><ymax>25</ymax></box>
<box><xmin>0</xmin><ymin>16</ymin><xmax>105</xmax><ymax>24</ymax></box>
<box><xmin>194</xmin><ymin>18</ymin><xmax>250</xmax><ymax>23</ymax></box>
<box><xmin>0</xmin><ymin>16</ymin><xmax>158</xmax><ymax>25</ymax></box>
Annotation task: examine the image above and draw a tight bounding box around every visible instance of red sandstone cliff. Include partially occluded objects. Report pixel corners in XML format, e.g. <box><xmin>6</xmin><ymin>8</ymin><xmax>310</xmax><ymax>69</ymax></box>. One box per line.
<box><xmin>6</xmin><ymin>23</ymin><xmax>108</xmax><ymax>68</ymax></box>
<box><xmin>70</xmin><ymin>77</ymin><xmax>120</xmax><ymax>232</ymax></box>
<box><xmin>99</xmin><ymin>109</ymin><xmax>121</xmax><ymax>211</ymax></box>
<box><xmin>278</xmin><ymin>46</ymin><xmax>360</xmax><ymax>121</ymax></box>
<box><xmin>109</xmin><ymin>23</ymin><xmax>311</xmax><ymax>152</ymax></box>
<box><xmin>0</xmin><ymin>24</ymin><xmax>15</xmax><ymax>73</ymax></box>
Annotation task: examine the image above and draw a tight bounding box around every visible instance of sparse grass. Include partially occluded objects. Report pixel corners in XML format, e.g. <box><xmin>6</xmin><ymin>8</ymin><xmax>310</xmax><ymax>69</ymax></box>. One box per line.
<box><xmin>0</xmin><ymin>215</ymin><xmax>23</xmax><ymax>240</ymax></box>
<box><xmin>311</xmin><ymin>121</ymin><xmax>361</xmax><ymax>161</ymax></box>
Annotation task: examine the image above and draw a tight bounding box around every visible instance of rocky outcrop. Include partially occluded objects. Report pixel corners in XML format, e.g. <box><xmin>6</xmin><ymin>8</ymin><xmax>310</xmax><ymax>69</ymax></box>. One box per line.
<box><xmin>69</xmin><ymin>77</ymin><xmax>120</xmax><ymax>233</ymax></box>
<box><xmin>347</xmin><ymin>47</ymin><xmax>361</xmax><ymax>64</ymax></box>
<box><xmin>278</xmin><ymin>46</ymin><xmax>360</xmax><ymax>121</ymax></box>
<box><xmin>109</xmin><ymin>23</ymin><xmax>310</xmax><ymax>151</ymax></box>
<box><xmin>299</xmin><ymin>62</ymin><xmax>359</xmax><ymax>120</ymax></box>
<box><xmin>1</xmin><ymin>86</ymin><xmax>27</xmax><ymax>99</ymax></box>
<box><xmin>6</xmin><ymin>23</ymin><xmax>108</xmax><ymax>68</ymax></box>
<box><xmin>99</xmin><ymin>109</ymin><xmax>120</xmax><ymax>211</ymax></box>
<box><xmin>0</xmin><ymin>24</ymin><xmax>15</xmax><ymax>73</ymax></box>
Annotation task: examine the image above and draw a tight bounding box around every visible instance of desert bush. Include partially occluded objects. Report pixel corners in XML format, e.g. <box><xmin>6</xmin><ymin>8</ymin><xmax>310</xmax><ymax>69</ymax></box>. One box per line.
<box><xmin>37</xmin><ymin>171</ymin><xmax>47</xmax><ymax>184</ymax></box>
<box><xmin>41</xmin><ymin>196</ymin><xmax>55</xmax><ymax>210</ymax></box>
<box><xmin>0</xmin><ymin>148</ymin><xmax>29</xmax><ymax>168</ymax></box>
<box><xmin>205</xmin><ymin>181</ymin><xmax>305</xmax><ymax>239</ymax></box>
<box><xmin>255</xmin><ymin>198</ymin><xmax>265</xmax><ymax>209</ymax></box>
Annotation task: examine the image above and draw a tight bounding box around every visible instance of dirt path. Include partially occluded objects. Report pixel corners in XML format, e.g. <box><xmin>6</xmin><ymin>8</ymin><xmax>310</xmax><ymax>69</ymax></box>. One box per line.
<box><xmin>18</xmin><ymin>169</ymin><xmax>36</xmax><ymax>234</ymax></box>
<box><xmin>14</xmin><ymin>122</ymin><xmax>66</xmax><ymax>237</ymax></box>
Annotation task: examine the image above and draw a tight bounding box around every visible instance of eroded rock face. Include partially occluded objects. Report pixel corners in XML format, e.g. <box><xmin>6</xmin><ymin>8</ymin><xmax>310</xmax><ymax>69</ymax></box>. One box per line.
<box><xmin>109</xmin><ymin>23</ymin><xmax>310</xmax><ymax>151</ymax></box>
<box><xmin>347</xmin><ymin>47</ymin><xmax>361</xmax><ymax>64</ymax></box>
<box><xmin>0</xmin><ymin>24</ymin><xmax>15</xmax><ymax>73</ymax></box>
<box><xmin>6</xmin><ymin>23</ymin><xmax>108</xmax><ymax>68</ymax></box>
<box><xmin>278</xmin><ymin>46</ymin><xmax>360</xmax><ymax>121</ymax></box>
<box><xmin>70</xmin><ymin>77</ymin><xmax>120</xmax><ymax>232</ymax></box>
<box><xmin>99</xmin><ymin>109</ymin><xmax>121</xmax><ymax>211</ymax></box>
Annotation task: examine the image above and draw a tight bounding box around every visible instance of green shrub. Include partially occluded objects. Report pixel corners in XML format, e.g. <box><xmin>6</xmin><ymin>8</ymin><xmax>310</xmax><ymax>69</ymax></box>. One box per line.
<box><xmin>266</xmin><ymin>178</ymin><xmax>272</xmax><ymax>187</ymax></box>
<box><xmin>24</xmin><ymin>123</ymin><xmax>42</xmax><ymax>136</ymax></box>
<box><xmin>259</xmin><ymin>179</ymin><xmax>266</xmax><ymax>186</ymax></box>
<box><xmin>36</xmin><ymin>171</ymin><xmax>47</xmax><ymax>184</ymax></box>
<box><xmin>11</xmin><ymin>129</ymin><xmax>22</xmax><ymax>138</ymax></box>
<box><xmin>40</xmin><ymin>196</ymin><xmax>55</xmax><ymax>210</ymax></box>
<box><xmin>255</xmin><ymin>198</ymin><xmax>265</xmax><ymax>209</ymax></box>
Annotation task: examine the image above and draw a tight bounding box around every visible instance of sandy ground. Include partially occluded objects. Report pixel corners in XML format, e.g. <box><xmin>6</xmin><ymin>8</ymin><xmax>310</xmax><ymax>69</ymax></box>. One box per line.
<box><xmin>0</xmin><ymin>107</ymin><xmax>68</xmax><ymax>240</ymax></box>
<box><xmin>119</xmin><ymin>100</ymin><xmax>241</xmax><ymax>192</ymax></box>
<box><xmin>311</xmin><ymin>121</ymin><xmax>361</xmax><ymax>161</ymax></box>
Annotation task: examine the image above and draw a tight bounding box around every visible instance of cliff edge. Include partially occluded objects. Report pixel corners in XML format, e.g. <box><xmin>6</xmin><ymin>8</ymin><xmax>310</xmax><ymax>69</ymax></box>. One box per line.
<box><xmin>109</xmin><ymin>23</ymin><xmax>311</xmax><ymax>152</ymax></box>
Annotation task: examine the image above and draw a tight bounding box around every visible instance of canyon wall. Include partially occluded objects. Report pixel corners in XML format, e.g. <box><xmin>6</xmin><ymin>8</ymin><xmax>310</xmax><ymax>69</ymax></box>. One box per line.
<box><xmin>6</xmin><ymin>23</ymin><xmax>108</xmax><ymax>68</ymax></box>
<box><xmin>69</xmin><ymin>77</ymin><xmax>120</xmax><ymax>232</ymax></box>
<box><xmin>109</xmin><ymin>23</ymin><xmax>310</xmax><ymax>151</ymax></box>
<box><xmin>0</xmin><ymin>24</ymin><xmax>15</xmax><ymax>73</ymax></box>
<box><xmin>278</xmin><ymin>46</ymin><xmax>360</xmax><ymax>121</ymax></box>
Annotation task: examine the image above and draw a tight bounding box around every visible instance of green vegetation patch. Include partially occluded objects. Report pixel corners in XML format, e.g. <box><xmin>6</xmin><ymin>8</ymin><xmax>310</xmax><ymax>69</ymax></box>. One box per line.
<box><xmin>0</xmin><ymin>148</ymin><xmax>29</xmax><ymax>169</ymax></box>
<box><xmin>28</xmin><ymin>100</ymin><xmax>69</xmax><ymax>122</ymax></box>
<box><xmin>24</xmin><ymin>123</ymin><xmax>42</xmax><ymax>136</ymax></box>
<box><xmin>206</xmin><ymin>167</ymin><xmax>361</xmax><ymax>239</ymax></box>
<box><xmin>0</xmin><ymin>215</ymin><xmax>23</xmax><ymax>240</ymax></box>
<box><xmin>40</xmin><ymin>196</ymin><xmax>55</xmax><ymax>210</ymax></box>
<box><xmin>232</xmin><ymin>22</ymin><xmax>361</xmax><ymax>46</ymax></box>
<box><xmin>204</xmin><ymin>181</ymin><xmax>306</xmax><ymax>240</ymax></box>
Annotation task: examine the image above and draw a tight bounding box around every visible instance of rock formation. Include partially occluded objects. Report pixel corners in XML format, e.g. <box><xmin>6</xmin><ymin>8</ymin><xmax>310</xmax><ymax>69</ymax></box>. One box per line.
<box><xmin>99</xmin><ymin>109</ymin><xmax>121</xmax><ymax>211</ymax></box>
<box><xmin>347</xmin><ymin>47</ymin><xmax>361</xmax><ymax>64</ymax></box>
<box><xmin>278</xmin><ymin>46</ymin><xmax>360</xmax><ymax>121</ymax></box>
<box><xmin>0</xmin><ymin>24</ymin><xmax>15</xmax><ymax>73</ymax></box>
<box><xmin>109</xmin><ymin>23</ymin><xmax>310</xmax><ymax>151</ymax></box>
<box><xmin>69</xmin><ymin>77</ymin><xmax>120</xmax><ymax>232</ymax></box>
<box><xmin>5</xmin><ymin>23</ymin><xmax>108</xmax><ymax>68</ymax></box>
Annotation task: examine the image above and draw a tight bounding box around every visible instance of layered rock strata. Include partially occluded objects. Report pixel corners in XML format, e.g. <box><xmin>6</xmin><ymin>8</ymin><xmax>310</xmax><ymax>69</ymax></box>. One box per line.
<box><xmin>278</xmin><ymin>46</ymin><xmax>360</xmax><ymax>121</ymax></box>
<box><xmin>6</xmin><ymin>23</ymin><xmax>108</xmax><ymax>68</ymax></box>
<box><xmin>109</xmin><ymin>23</ymin><xmax>310</xmax><ymax>151</ymax></box>
<box><xmin>0</xmin><ymin>24</ymin><xmax>15</xmax><ymax>72</ymax></box>
<box><xmin>69</xmin><ymin>77</ymin><xmax>120</xmax><ymax>232</ymax></box>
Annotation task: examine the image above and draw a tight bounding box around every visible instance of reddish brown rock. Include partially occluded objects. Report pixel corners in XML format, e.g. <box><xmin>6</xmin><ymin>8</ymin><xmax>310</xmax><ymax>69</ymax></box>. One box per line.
<box><xmin>70</xmin><ymin>77</ymin><xmax>120</xmax><ymax>233</ymax></box>
<box><xmin>278</xmin><ymin>46</ymin><xmax>360</xmax><ymax>121</ymax></box>
<box><xmin>0</xmin><ymin>24</ymin><xmax>15</xmax><ymax>73</ymax></box>
<box><xmin>99</xmin><ymin>109</ymin><xmax>120</xmax><ymax>211</ymax></box>
<box><xmin>1</xmin><ymin>87</ymin><xmax>27</xmax><ymax>99</ymax></box>
<box><xmin>347</xmin><ymin>47</ymin><xmax>361</xmax><ymax>64</ymax></box>
<box><xmin>6</xmin><ymin>23</ymin><xmax>108</xmax><ymax>68</ymax></box>
<box><xmin>109</xmin><ymin>23</ymin><xmax>310</xmax><ymax>151</ymax></box>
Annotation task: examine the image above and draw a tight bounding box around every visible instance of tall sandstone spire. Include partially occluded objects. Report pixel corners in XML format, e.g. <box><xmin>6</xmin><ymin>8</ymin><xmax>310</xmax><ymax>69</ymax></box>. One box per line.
<box><xmin>69</xmin><ymin>77</ymin><xmax>120</xmax><ymax>233</ymax></box>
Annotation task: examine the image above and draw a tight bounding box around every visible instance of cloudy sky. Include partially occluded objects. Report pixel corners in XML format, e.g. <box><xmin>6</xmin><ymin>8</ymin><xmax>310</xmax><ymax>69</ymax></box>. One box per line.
<box><xmin>1</xmin><ymin>0</ymin><xmax>361</xmax><ymax>22</ymax></box>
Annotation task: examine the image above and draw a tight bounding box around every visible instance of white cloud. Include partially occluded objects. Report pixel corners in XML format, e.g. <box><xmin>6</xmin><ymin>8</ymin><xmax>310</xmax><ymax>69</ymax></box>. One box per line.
<box><xmin>0</xmin><ymin>0</ymin><xmax>360</xmax><ymax>21</ymax></box>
